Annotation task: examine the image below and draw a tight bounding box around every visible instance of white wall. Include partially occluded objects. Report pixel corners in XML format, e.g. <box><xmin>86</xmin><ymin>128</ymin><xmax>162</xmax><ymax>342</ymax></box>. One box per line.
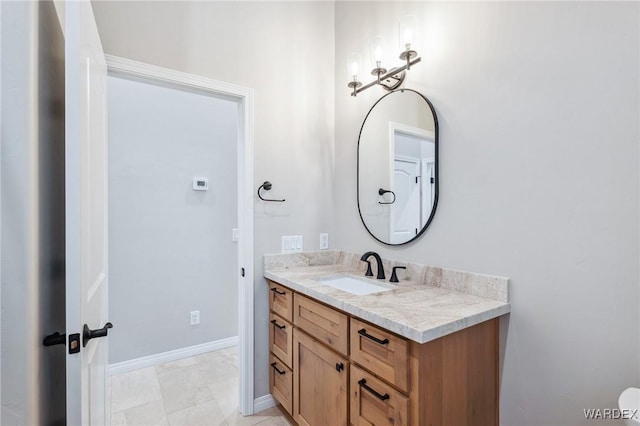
<box><xmin>92</xmin><ymin>1</ymin><xmax>335</xmax><ymax>399</ymax></box>
<box><xmin>335</xmin><ymin>2</ymin><xmax>639</xmax><ymax>425</ymax></box>
<box><xmin>1</xmin><ymin>1</ymin><xmax>66</xmax><ymax>424</ymax></box>
<box><xmin>108</xmin><ymin>76</ymin><xmax>239</xmax><ymax>363</ymax></box>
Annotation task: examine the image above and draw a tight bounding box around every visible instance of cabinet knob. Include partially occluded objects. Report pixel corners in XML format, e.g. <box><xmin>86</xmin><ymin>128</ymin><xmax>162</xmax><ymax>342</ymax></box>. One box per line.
<box><xmin>335</xmin><ymin>362</ymin><xmax>344</xmax><ymax>372</ymax></box>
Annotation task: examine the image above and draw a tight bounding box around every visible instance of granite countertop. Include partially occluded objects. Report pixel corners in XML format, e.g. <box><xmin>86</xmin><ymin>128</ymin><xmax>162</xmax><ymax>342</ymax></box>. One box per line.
<box><xmin>264</xmin><ymin>252</ymin><xmax>511</xmax><ymax>344</ymax></box>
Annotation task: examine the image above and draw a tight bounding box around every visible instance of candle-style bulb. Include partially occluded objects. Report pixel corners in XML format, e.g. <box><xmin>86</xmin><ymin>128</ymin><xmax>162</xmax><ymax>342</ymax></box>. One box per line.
<box><xmin>399</xmin><ymin>15</ymin><xmax>418</xmax><ymax>69</ymax></box>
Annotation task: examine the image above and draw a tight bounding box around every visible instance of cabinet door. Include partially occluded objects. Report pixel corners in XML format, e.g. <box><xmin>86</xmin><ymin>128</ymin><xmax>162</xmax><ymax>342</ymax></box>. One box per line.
<box><xmin>293</xmin><ymin>329</ymin><xmax>348</xmax><ymax>426</ymax></box>
<box><xmin>350</xmin><ymin>365</ymin><xmax>409</xmax><ymax>426</ymax></box>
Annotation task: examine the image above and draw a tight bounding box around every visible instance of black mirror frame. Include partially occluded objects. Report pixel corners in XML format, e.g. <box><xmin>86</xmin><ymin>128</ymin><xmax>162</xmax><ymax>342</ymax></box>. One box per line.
<box><xmin>357</xmin><ymin>88</ymin><xmax>439</xmax><ymax>246</ymax></box>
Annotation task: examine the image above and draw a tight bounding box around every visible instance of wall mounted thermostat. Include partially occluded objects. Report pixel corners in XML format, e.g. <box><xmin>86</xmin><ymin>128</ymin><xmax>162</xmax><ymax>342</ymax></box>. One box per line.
<box><xmin>193</xmin><ymin>177</ymin><xmax>209</xmax><ymax>191</ymax></box>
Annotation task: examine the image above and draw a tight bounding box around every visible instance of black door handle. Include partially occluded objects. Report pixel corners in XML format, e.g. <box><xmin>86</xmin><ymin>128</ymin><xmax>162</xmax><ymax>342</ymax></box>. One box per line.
<box><xmin>83</xmin><ymin>322</ymin><xmax>113</xmax><ymax>347</ymax></box>
<box><xmin>43</xmin><ymin>331</ymin><xmax>66</xmax><ymax>347</ymax></box>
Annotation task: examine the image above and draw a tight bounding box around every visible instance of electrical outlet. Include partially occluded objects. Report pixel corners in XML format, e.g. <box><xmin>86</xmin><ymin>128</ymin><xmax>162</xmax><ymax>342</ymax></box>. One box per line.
<box><xmin>319</xmin><ymin>233</ymin><xmax>329</xmax><ymax>250</ymax></box>
<box><xmin>190</xmin><ymin>310</ymin><xmax>200</xmax><ymax>325</ymax></box>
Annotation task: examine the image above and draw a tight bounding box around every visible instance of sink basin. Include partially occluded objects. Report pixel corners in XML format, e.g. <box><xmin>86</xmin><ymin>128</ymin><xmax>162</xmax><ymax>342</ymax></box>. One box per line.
<box><xmin>315</xmin><ymin>275</ymin><xmax>393</xmax><ymax>296</ymax></box>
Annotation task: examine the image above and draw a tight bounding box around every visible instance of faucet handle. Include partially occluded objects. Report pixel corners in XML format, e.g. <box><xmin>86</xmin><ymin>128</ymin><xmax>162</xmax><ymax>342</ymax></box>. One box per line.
<box><xmin>362</xmin><ymin>260</ymin><xmax>373</xmax><ymax>277</ymax></box>
<box><xmin>390</xmin><ymin>266</ymin><xmax>406</xmax><ymax>283</ymax></box>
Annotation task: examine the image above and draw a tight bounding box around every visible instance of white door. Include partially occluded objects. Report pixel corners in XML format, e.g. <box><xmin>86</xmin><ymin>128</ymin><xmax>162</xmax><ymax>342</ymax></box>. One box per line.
<box><xmin>390</xmin><ymin>156</ymin><xmax>421</xmax><ymax>244</ymax></box>
<box><xmin>65</xmin><ymin>1</ymin><xmax>110</xmax><ymax>425</ymax></box>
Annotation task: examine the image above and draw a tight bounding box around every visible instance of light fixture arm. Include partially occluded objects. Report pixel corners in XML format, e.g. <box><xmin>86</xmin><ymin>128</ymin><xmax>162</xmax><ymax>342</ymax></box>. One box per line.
<box><xmin>354</xmin><ymin>56</ymin><xmax>421</xmax><ymax>96</ymax></box>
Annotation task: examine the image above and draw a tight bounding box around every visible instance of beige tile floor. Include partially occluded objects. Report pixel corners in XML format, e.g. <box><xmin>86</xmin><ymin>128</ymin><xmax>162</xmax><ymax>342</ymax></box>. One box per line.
<box><xmin>109</xmin><ymin>347</ymin><xmax>290</xmax><ymax>426</ymax></box>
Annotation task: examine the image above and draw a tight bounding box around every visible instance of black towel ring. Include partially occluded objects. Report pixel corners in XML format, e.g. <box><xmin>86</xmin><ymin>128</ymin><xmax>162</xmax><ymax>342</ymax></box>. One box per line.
<box><xmin>378</xmin><ymin>188</ymin><xmax>396</xmax><ymax>205</ymax></box>
<box><xmin>258</xmin><ymin>181</ymin><xmax>285</xmax><ymax>202</ymax></box>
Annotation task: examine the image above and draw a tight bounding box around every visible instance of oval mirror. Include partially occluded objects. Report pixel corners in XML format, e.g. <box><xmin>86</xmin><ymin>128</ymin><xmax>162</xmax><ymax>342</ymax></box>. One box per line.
<box><xmin>357</xmin><ymin>89</ymin><xmax>438</xmax><ymax>245</ymax></box>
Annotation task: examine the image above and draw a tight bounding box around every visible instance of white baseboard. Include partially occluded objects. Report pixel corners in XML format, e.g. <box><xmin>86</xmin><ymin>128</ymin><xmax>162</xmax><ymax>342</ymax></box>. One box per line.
<box><xmin>253</xmin><ymin>394</ymin><xmax>275</xmax><ymax>413</ymax></box>
<box><xmin>108</xmin><ymin>336</ymin><xmax>239</xmax><ymax>376</ymax></box>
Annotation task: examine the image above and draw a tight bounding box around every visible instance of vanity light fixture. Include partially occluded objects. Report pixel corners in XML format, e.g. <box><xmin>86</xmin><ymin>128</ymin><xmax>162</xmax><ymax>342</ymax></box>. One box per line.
<box><xmin>347</xmin><ymin>16</ymin><xmax>422</xmax><ymax>97</ymax></box>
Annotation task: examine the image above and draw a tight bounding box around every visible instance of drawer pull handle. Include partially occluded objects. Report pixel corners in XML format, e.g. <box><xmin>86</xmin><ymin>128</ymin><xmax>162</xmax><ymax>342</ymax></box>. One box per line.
<box><xmin>270</xmin><ymin>319</ymin><xmax>286</xmax><ymax>329</ymax></box>
<box><xmin>271</xmin><ymin>362</ymin><xmax>286</xmax><ymax>375</ymax></box>
<box><xmin>271</xmin><ymin>287</ymin><xmax>286</xmax><ymax>296</ymax></box>
<box><xmin>358</xmin><ymin>378</ymin><xmax>390</xmax><ymax>401</ymax></box>
<box><xmin>358</xmin><ymin>328</ymin><xmax>389</xmax><ymax>345</ymax></box>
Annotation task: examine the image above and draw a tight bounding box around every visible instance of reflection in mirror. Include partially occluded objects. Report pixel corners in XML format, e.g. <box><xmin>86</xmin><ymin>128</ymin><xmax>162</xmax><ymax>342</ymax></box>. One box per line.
<box><xmin>357</xmin><ymin>89</ymin><xmax>438</xmax><ymax>245</ymax></box>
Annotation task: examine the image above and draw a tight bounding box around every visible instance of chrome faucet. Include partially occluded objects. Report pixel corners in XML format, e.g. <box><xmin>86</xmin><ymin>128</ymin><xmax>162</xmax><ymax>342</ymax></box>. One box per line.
<box><xmin>360</xmin><ymin>251</ymin><xmax>385</xmax><ymax>280</ymax></box>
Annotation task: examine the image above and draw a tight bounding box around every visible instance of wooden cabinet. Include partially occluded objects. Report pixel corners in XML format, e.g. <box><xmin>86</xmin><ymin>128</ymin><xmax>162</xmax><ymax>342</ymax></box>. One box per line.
<box><xmin>268</xmin><ymin>279</ymin><xmax>499</xmax><ymax>426</ymax></box>
<box><xmin>268</xmin><ymin>280</ymin><xmax>295</xmax><ymax>417</ymax></box>
<box><xmin>293</xmin><ymin>329</ymin><xmax>348</xmax><ymax>426</ymax></box>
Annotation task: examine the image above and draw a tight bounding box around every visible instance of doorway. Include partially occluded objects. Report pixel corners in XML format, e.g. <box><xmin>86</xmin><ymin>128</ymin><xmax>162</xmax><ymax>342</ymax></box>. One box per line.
<box><xmin>105</xmin><ymin>56</ymin><xmax>255</xmax><ymax>419</ymax></box>
<box><xmin>389</xmin><ymin>123</ymin><xmax>435</xmax><ymax>244</ymax></box>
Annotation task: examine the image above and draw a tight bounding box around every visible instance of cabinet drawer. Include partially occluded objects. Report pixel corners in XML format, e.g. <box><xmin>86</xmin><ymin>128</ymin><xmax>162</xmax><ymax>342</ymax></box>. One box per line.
<box><xmin>350</xmin><ymin>318</ymin><xmax>409</xmax><ymax>392</ymax></box>
<box><xmin>269</xmin><ymin>353</ymin><xmax>293</xmax><ymax>416</ymax></box>
<box><xmin>350</xmin><ymin>365</ymin><xmax>409</xmax><ymax>426</ymax></box>
<box><xmin>269</xmin><ymin>312</ymin><xmax>293</xmax><ymax>368</ymax></box>
<box><xmin>269</xmin><ymin>281</ymin><xmax>293</xmax><ymax>321</ymax></box>
<box><xmin>293</xmin><ymin>293</ymin><xmax>349</xmax><ymax>356</ymax></box>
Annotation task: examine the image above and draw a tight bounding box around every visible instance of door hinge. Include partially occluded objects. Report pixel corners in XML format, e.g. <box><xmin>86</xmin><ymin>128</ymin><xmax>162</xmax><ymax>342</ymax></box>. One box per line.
<box><xmin>430</xmin><ymin>177</ymin><xmax>435</xmax><ymax>184</ymax></box>
<box><xmin>241</xmin><ymin>267</ymin><xmax>245</xmax><ymax>277</ymax></box>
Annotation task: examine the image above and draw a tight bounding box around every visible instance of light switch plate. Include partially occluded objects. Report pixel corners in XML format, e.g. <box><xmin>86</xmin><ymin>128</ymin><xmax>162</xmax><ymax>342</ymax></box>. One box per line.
<box><xmin>281</xmin><ymin>235</ymin><xmax>304</xmax><ymax>253</ymax></box>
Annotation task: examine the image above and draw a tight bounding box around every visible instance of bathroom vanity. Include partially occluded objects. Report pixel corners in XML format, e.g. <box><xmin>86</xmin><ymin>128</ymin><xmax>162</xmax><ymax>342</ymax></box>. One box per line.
<box><xmin>264</xmin><ymin>251</ymin><xmax>510</xmax><ymax>426</ymax></box>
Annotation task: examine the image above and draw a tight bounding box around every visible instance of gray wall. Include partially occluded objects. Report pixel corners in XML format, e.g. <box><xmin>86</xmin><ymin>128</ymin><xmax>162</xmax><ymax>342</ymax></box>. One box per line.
<box><xmin>1</xmin><ymin>1</ymin><xmax>66</xmax><ymax>424</ymax></box>
<box><xmin>334</xmin><ymin>2</ymin><xmax>639</xmax><ymax>425</ymax></box>
<box><xmin>92</xmin><ymin>1</ymin><xmax>335</xmax><ymax>397</ymax></box>
<box><xmin>108</xmin><ymin>76</ymin><xmax>239</xmax><ymax>363</ymax></box>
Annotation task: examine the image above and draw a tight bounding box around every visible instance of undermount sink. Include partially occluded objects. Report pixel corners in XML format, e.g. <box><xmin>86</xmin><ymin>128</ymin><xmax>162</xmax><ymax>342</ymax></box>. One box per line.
<box><xmin>315</xmin><ymin>275</ymin><xmax>393</xmax><ymax>296</ymax></box>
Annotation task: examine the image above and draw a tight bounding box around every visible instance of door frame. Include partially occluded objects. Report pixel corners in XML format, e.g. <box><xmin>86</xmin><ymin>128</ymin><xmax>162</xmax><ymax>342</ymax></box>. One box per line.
<box><xmin>104</xmin><ymin>55</ymin><xmax>255</xmax><ymax>415</ymax></box>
